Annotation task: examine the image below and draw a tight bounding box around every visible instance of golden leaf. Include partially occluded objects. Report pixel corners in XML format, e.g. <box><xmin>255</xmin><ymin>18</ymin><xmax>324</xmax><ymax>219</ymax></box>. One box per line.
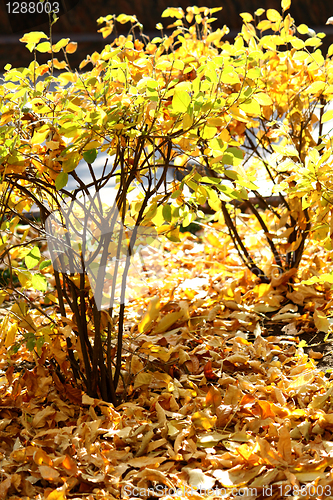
<box><xmin>314</xmin><ymin>309</ymin><xmax>329</xmax><ymax>333</ymax></box>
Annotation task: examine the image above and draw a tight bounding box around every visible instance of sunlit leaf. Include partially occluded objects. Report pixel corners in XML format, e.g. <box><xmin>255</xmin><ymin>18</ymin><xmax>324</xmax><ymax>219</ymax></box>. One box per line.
<box><xmin>36</xmin><ymin>41</ymin><xmax>51</xmax><ymax>53</ymax></box>
<box><xmin>281</xmin><ymin>0</ymin><xmax>291</xmax><ymax>12</ymax></box>
<box><xmin>32</xmin><ymin>274</ymin><xmax>47</xmax><ymax>292</ymax></box>
<box><xmin>314</xmin><ymin>309</ymin><xmax>329</xmax><ymax>333</ymax></box>
<box><xmin>83</xmin><ymin>148</ymin><xmax>97</xmax><ymax>164</ymax></box>
<box><xmin>55</xmin><ymin>172</ymin><xmax>68</xmax><ymax>190</ymax></box>
<box><xmin>66</xmin><ymin>42</ymin><xmax>78</xmax><ymax>54</ymax></box>
<box><xmin>25</xmin><ymin>246</ymin><xmax>41</xmax><ymax>270</ymax></box>
<box><xmin>19</xmin><ymin>32</ymin><xmax>48</xmax><ymax>44</ymax></box>
<box><xmin>172</xmin><ymin>90</ymin><xmax>191</xmax><ymax>113</ymax></box>
<box><xmin>138</xmin><ymin>296</ymin><xmax>160</xmax><ymax>333</ymax></box>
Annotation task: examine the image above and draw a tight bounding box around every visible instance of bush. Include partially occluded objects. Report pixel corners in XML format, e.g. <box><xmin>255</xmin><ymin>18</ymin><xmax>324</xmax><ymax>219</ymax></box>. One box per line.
<box><xmin>1</xmin><ymin>2</ymin><xmax>333</xmax><ymax>401</ymax></box>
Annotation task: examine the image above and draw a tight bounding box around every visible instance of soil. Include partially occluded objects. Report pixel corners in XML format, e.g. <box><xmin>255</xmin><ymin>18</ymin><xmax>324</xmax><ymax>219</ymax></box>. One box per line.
<box><xmin>261</xmin><ymin>319</ymin><xmax>333</xmax><ymax>376</ymax></box>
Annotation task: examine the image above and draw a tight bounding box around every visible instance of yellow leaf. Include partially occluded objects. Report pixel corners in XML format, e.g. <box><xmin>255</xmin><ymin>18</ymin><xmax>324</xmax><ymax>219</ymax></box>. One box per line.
<box><xmin>206</xmin><ymin>31</ymin><xmax>224</xmax><ymax>45</ymax></box>
<box><xmin>219</xmin><ymin>128</ymin><xmax>230</xmax><ymax>142</ymax></box>
<box><xmin>192</xmin><ymin>411</ymin><xmax>215</xmax><ymax>430</ymax></box>
<box><xmin>266</xmin><ymin>9</ymin><xmax>282</xmax><ymax>22</ymax></box>
<box><xmin>240</xmin><ymin>12</ymin><xmax>253</xmax><ymax>23</ymax></box>
<box><xmin>206</xmin><ymin>117</ymin><xmax>223</xmax><ymax>127</ymax></box>
<box><xmin>281</xmin><ymin>0</ymin><xmax>291</xmax><ymax>12</ymax></box>
<box><xmin>253</xmin><ymin>92</ymin><xmax>273</xmax><ymax>106</ymax></box>
<box><xmin>297</xmin><ymin>24</ymin><xmax>309</xmax><ymax>35</ymax></box>
<box><xmin>99</xmin><ymin>26</ymin><xmax>114</xmax><ymax>38</ymax></box>
<box><xmin>152</xmin><ymin>310</ymin><xmax>184</xmax><ymax>334</ymax></box>
<box><xmin>58</xmin><ymin>72</ymin><xmax>77</xmax><ymax>85</ymax></box>
<box><xmin>52</xmin><ymin>38</ymin><xmax>70</xmax><ymax>53</ymax></box>
<box><xmin>19</xmin><ymin>32</ymin><xmax>48</xmax><ymax>45</ymax></box>
<box><xmin>309</xmin><ymin>388</ymin><xmax>333</xmax><ymax>409</ymax></box>
<box><xmin>0</xmin><ymin>291</ymin><xmax>7</xmax><ymax>306</ymax></box>
<box><xmin>239</xmin><ymin>99</ymin><xmax>261</xmax><ymax>116</ymax></box>
<box><xmin>205</xmin><ymin>232</ymin><xmax>224</xmax><ymax>249</ymax></box>
<box><xmin>0</xmin><ymin>111</ymin><xmax>14</xmax><ymax>125</ymax></box>
<box><xmin>287</xmin><ymin>372</ymin><xmax>315</xmax><ymax>391</ymax></box>
<box><xmin>161</xmin><ymin>7</ymin><xmax>184</xmax><ymax>19</ymax></box>
<box><xmin>134</xmin><ymin>372</ymin><xmax>152</xmax><ymax>389</ymax></box>
<box><xmin>46</xmin><ymin>488</ymin><xmax>66</xmax><ymax>500</ymax></box>
<box><xmin>116</xmin><ymin>13</ymin><xmax>137</xmax><ymax>24</ymax></box>
<box><xmin>52</xmin><ymin>59</ymin><xmax>68</xmax><ymax>70</ymax></box>
<box><xmin>36</xmin><ymin>41</ymin><xmax>51</xmax><ymax>53</ymax></box>
<box><xmin>257</xmin><ymin>20</ymin><xmax>272</xmax><ymax>31</ymax></box>
<box><xmin>183</xmin><ymin>113</ymin><xmax>193</xmax><ymax>129</ymax></box>
<box><xmin>5</xmin><ymin>322</ymin><xmax>18</xmax><ymax>348</ymax></box>
<box><xmin>322</xmin><ymin>109</ymin><xmax>333</xmax><ymax>123</ymax></box>
<box><xmin>314</xmin><ymin>309</ymin><xmax>329</xmax><ymax>333</ymax></box>
<box><xmin>0</xmin><ymin>314</ymin><xmax>10</xmax><ymax>343</ymax></box>
<box><xmin>31</xmin><ymin>127</ymin><xmax>50</xmax><ymax>145</ymax></box>
<box><xmin>138</xmin><ymin>296</ymin><xmax>160</xmax><ymax>333</ymax></box>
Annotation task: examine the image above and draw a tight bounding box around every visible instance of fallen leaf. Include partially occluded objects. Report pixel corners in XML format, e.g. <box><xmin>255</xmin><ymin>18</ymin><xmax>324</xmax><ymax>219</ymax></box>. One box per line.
<box><xmin>39</xmin><ymin>465</ymin><xmax>61</xmax><ymax>481</ymax></box>
<box><xmin>186</xmin><ymin>468</ymin><xmax>216</xmax><ymax>489</ymax></box>
<box><xmin>314</xmin><ymin>309</ymin><xmax>329</xmax><ymax>333</ymax></box>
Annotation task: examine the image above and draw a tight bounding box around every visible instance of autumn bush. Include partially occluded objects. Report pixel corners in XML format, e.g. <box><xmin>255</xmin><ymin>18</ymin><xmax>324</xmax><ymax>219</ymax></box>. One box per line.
<box><xmin>0</xmin><ymin>0</ymin><xmax>333</xmax><ymax>402</ymax></box>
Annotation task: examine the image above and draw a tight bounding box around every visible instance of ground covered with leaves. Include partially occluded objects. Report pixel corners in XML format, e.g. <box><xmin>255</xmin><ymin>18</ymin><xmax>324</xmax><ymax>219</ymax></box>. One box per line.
<box><xmin>1</xmin><ymin>219</ymin><xmax>333</xmax><ymax>500</ymax></box>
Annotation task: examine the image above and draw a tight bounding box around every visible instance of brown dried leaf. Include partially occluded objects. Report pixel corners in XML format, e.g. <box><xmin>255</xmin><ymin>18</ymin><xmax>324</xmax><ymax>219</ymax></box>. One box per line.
<box><xmin>39</xmin><ymin>465</ymin><xmax>60</xmax><ymax>481</ymax></box>
<box><xmin>32</xmin><ymin>407</ymin><xmax>56</xmax><ymax>428</ymax></box>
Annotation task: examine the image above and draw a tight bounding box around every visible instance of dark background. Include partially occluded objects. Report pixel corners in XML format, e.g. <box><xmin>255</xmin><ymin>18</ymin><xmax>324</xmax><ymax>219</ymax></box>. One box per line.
<box><xmin>0</xmin><ymin>0</ymin><xmax>332</xmax><ymax>70</ymax></box>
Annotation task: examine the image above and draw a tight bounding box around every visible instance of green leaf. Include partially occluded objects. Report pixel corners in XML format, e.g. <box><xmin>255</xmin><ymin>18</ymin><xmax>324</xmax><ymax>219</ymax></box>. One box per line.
<box><xmin>25</xmin><ymin>246</ymin><xmax>41</xmax><ymax>269</ymax></box>
<box><xmin>222</xmin><ymin>148</ymin><xmax>244</xmax><ymax>166</ymax></box>
<box><xmin>162</xmin><ymin>204</ymin><xmax>172</xmax><ymax>222</ymax></box>
<box><xmin>83</xmin><ymin>148</ymin><xmax>97</xmax><ymax>164</ymax></box>
<box><xmin>26</xmin><ymin>336</ymin><xmax>36</xmax><ymax>351</ymax></box>
<box><xmin>172</xmin><ymin>90</ymin><xmax>191</xmax><ymax>113</ymax></box>
<box><xmin>32</xmin><ymin>274</ymin><xmax>47</xmax><ymax>292</ymax></box>
<box><xmin>55</xmin><ymin>172</ymin><xmax>68</xmax><ymax>190</ymax></box>
<box><xmin>39</xmin><ymin>259</ymin><xmax>52</xmax><ymax>271</ymax></box>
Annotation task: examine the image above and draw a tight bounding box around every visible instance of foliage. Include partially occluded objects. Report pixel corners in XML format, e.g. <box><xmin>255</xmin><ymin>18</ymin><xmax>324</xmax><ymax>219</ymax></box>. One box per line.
<box><xmin>1</xmin><ymin>1</ymin><xmax>333</xmax><ymax>403</ymax></box>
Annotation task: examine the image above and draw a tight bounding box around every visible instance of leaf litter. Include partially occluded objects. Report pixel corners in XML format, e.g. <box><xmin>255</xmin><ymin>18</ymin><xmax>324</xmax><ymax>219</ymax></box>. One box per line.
<box><xmin>0</xmin><ymin>221</ymin><xmax>333</xmax><ymax>500</ymax></box>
